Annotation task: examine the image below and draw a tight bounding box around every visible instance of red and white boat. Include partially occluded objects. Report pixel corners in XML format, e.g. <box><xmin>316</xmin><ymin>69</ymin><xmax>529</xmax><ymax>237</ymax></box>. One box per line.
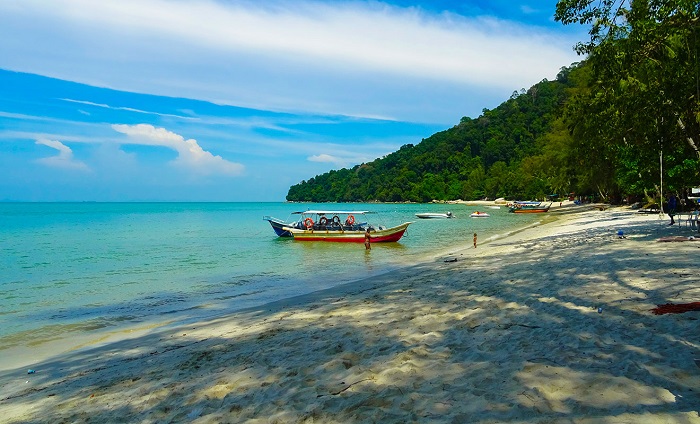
<box><xmin>470</xmin><ymin>211</ymin><xmax>490</xmax><ymax>218</ymax></box>
<box><xmin>282</xmin><ymin>210</ymin><xmax>411</xmax><ymax>243</ymax></box>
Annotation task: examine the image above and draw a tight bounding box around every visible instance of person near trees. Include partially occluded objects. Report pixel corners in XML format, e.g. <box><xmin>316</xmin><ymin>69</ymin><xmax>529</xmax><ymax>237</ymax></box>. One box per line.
<box><xmin>668</xmin><ymin>194</ymin><xmax>678</xmax><ymax>225</ymax></box>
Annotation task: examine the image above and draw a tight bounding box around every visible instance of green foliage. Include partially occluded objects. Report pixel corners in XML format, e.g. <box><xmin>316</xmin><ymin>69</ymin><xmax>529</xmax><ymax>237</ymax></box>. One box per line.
<box><xmin>287</xmin><ymin>73</ymin><xmax>578</xmax><ymax>202</ymax></box>
<box><xmin>555</xmin><ymin>0</ymin><xmax>700</xmax><ymax>201</ymax></box>
<box><xmin>287</xmin><ymin>0</ymin><xmax>700</xmax><ymax>203</ymax></box>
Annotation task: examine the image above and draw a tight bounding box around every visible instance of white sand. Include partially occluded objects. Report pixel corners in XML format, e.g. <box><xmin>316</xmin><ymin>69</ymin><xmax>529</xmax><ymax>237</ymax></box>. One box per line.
<box><xmin>1</xmin><ymin>207</ymin><xmax>699</xmax><ymax>423</ymax></box>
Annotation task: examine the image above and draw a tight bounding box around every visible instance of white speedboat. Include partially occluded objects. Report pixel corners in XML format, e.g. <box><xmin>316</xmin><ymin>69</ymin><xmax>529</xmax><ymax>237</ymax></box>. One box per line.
<box><xmin>470</xmin><ymin>211</ymin><xmax>490</xmax><ymax>218</ymax></box>
<box><xmin>415</xmin><ymin>212</ymin><xmax>454</xmax><ymax>219</ymax></box>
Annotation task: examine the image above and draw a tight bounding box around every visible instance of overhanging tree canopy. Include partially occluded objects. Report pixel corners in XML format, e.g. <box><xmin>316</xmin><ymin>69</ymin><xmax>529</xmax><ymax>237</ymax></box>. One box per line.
<box><xmin>555</xmin><ymin>0</ymin><xmax>700</xmax><ymax>197</ymax></box>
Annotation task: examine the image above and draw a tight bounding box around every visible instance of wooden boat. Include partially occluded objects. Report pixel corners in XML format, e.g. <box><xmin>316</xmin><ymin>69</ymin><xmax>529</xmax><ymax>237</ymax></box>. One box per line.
<box><xmin>470</xmin><ymin>211</ymin><xmax>490</xmax><ymax>217</ymax></box>
<box><xmin>282</xmin><ymin>210</ymin><xmax>412</xmax><ymax>242</ymax></box>
<box><xmin>415</xmin><ymin>212</ymin><xmax>454</xmax><ymax>219</ymax></box>
<box><xmin>508</xmin><ymin>201</ymin><xmax>551</xmax><ymax>213</ymax></box>
<box><xmin>263</xmin><ymin>214</ymin><xmax>304</xmax><ymax>237</ymax></box>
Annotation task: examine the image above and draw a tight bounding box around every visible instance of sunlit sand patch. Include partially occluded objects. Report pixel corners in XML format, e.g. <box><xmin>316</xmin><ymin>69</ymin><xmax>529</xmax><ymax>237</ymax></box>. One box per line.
<box><xmin>2</xmin><ymin>209</ymin><xmax>700</xmax><ymax>422</ymax></box>
<box><xmin>537</xmin><ymin>296</ymin><xmax>601</xmax><ymax>315</ymax></box>
<box><xmin>517</xmin><ymin>364</ymin><xmax>676</xmax><ymax>412</ymax></box>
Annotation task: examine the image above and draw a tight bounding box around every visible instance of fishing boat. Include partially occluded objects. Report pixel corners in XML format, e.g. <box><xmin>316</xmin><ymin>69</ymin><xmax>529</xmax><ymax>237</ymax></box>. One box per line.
<box><xmin>263</xmin><ymin>214</ymin><xmax>304</xmax><ymax>237</ymax></box>
<box><xmin>282</xmin><ymin>210</ymin><xmax>412</xmax><ymax>242</ymax></box>
<box><xmin>470</xmin><ymin>211</ymin><xmax>490</xmax><ymax>218</ymax></box>
<box><xmin>415</xmin><ymin>211</ymin><xmax>454</xmax><ymax>219</ymax></box>
<box><xmin>508</xmin><ymin>201</ymin><xmax>551</xmax><ymax>213</ymax></box>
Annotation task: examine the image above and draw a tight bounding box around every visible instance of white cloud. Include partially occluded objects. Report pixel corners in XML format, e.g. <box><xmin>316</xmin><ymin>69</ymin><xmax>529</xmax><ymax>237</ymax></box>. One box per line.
<box><xmin>0</xmin><ymin>0</ymin><xmax>582</xmax><ymax>124</ymax></box>
<box><xmin>111</xmin><ymin>124</ymin><xmax>244</xmax><ymax>176</ymax></box>
<box><xmin>62</xmin><ymin>99</ymin><xmax>198</xmax><ymax>120</ymax></box>
<box><xmin>35</xmin><ymin>138</ymin><xmax>90</xmax><ymax>171</ymax></box>
<box><xmin>308</xmin><ymin>152</ymin><xmax>375</xmax><ymax>168</ymax></box>
<box><xmin>309</xmin><ymin>153</ymin><xmax>347</xmax><ymax>167</ymax></box>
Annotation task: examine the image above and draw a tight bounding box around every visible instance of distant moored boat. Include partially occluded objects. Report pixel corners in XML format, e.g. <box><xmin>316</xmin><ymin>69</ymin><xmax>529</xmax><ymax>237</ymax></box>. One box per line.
<box><xmin>415</xmin><ymin>211</ymin><xmax>454</xmax><ymax>219</ymax></box>
<box><xmin>508</xmin><ymin>202</ymin><xmax>551</xmax><ymax>213</ymax></box>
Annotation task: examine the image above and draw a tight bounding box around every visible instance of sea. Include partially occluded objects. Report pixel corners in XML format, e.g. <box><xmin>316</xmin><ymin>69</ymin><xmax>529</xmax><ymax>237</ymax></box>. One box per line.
<box><xmin>0</xmin><ymin>202</ymin><xmax>544</xmax><ymax>366</ymax></box>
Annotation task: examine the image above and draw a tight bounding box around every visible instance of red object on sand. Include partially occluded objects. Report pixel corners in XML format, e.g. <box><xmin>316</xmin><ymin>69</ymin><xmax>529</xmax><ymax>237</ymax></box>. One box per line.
<box><xmin>651</xmin><ymin>302</ymin><xmax>700</xmax><ymax>315</ymax></box>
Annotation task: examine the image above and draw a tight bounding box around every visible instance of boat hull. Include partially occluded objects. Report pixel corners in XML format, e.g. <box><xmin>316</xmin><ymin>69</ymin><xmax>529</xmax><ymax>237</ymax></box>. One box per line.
<box><xmin>263</xmin><ymin>216</ymin><xmax>299</xmax><ymax>237</ymax></box>
<box><xmin>470</xmin><ymin>213</ymin><xmax>490</xmax><ymax>217</ymax></box>
<box><xmin>508</xmin><ymin>202</ymin><xmax>552</xmax><ymax>214</ymax></box>
<box><xmin>286</xmin><ymin>222</ymin><xmax>411</xmax><ymax>242</ymax></box>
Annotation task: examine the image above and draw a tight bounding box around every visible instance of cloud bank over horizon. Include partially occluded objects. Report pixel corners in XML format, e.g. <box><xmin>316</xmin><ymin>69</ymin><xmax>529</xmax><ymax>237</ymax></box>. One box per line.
<box><xmin>0</xmin><ymin>0</ymin><xmax>581</xmax><ymax>124</ymax></box>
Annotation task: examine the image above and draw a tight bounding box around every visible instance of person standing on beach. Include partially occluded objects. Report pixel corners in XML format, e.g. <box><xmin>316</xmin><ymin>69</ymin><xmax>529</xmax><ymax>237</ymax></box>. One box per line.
<box><xmin>473</xmin><ymin>232</ymin><xmax>477</xmax><ymax>248</ymax></box>
<box><xmin>365</xmin><ymin>228</ymin><xmax>371</xmax><ymax>250</ymax></box>
<box><xmin>668</xmin><ymin>194</ymin><xmax>678</xmax><ymax>225</ymax></box>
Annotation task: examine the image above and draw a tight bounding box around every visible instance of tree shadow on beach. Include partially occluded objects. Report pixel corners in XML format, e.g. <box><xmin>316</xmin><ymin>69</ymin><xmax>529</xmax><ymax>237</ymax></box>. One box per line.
<box><xmin>2</xmin><ymin>211</ymin><xmax>700</xmax><ymax>423</ymax></box>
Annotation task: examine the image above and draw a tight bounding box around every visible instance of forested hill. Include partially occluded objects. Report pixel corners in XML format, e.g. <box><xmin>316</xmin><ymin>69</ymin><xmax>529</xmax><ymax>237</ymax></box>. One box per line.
<box><xmin>286</xmin><ymin>64</ymin><xmax>581</xmax><ymax>203</ymax></box>
<box><xmin>288</xmin><ymin>2</ymin><xmax>700</xmax><ymax>204</ymax></box>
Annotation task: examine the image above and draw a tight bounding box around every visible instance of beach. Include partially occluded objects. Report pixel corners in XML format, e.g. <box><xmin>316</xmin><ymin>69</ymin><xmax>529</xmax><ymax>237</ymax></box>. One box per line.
<box><xmin>1</xmin><ymin>206</ymin><xmax>699</xmax><ymax>423</ymax></box>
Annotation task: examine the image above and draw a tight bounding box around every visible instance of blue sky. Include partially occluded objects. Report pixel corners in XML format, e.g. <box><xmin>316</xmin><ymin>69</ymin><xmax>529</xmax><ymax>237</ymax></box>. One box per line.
<box><xmin>0</xmin><ymin>0</ymin><xmax>585</xmax><ymax>201</ymax></box>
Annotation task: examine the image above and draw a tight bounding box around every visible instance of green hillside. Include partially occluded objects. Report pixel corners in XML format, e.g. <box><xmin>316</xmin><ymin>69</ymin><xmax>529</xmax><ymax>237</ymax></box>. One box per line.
<box><xmin>288</xmin><ymin>1</ymin><xmax>700</xmax><ymax>204</ymax></box>
<box><xmin>287</xmin><ymin>64</ymin><xmax>583</xmax><ymax>203</ymax></box>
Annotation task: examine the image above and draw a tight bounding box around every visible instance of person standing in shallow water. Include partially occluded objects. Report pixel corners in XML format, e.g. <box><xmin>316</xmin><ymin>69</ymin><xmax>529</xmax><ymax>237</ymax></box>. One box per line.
<box><xmin>365</xmin><ymin>228</ymin><xmax>371</xmax><ymax>250</ymax></box>
<box><xmin>473</xmin><ymin>232</ymin><xmax>477</xmax><ymax>248</ymax></box>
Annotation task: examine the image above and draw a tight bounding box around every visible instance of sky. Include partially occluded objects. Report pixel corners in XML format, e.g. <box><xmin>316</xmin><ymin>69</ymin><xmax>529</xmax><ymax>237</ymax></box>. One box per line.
<box><xmin>0</xmin><ymin>0</ymin><xmax>586</xmax><ymax>201</ymax></box>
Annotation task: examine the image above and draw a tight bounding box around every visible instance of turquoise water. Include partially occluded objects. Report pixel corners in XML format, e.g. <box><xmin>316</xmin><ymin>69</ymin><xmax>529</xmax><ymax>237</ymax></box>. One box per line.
<box><xmin>0</xmin><ymin>202</ymin><xmax>542</xmax><ymax>354</ymax></box>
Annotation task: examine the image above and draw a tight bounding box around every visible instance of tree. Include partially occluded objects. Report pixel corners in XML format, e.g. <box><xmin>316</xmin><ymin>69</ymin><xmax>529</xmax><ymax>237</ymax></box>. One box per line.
<box><xmin>555</xmin><ymin>0</ymin><xmax>700</xmax><ymax>199</ymax></box>
<box><xmin>286</xmin><ymin>66</ymin><xmax>581</xmax><ymax>202</ymax></box>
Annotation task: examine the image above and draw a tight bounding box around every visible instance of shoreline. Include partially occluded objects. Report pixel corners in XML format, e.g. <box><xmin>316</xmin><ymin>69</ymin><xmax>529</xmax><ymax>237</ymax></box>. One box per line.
<box><xmin>0</xmin><ymin>210</ymin><xmax>549</xmax><ymax>373</ymax></box>
<box><xmin>2</xmin><ymin>207</ymin><xmax>699</xmax><ymax>422</ymax></box>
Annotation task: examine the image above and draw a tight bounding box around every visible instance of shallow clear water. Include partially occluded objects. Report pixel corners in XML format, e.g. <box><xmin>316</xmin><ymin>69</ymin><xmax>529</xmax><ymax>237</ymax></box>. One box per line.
<box><xmin>0</xmin><ymin>202</ymin><xmax>541</xmax><ymax>352</ymax></box>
